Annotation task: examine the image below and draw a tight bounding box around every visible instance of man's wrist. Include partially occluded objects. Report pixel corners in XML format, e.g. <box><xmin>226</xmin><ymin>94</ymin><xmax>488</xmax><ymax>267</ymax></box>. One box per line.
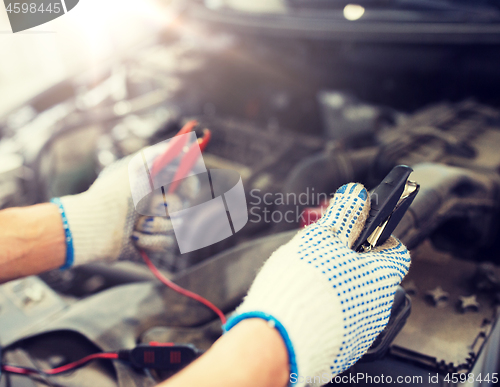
<box><xmin>160</xmin><ymin>318</ymin><xmax>290</xmax><ymax>387</ymax></box>
<box><xmin>0</xmin><ymin>204</ymin><xmax>66</xmax><ymax>282</ymax></box>
<box><xmin>220</xmin><ymin>318</ymin><xmax>291</xmax><ymax>387</ymax></box>
<box><xmin>224</xmin><ymin>312</ymin><xmax>298</xmax><ymax>386</ymax></box>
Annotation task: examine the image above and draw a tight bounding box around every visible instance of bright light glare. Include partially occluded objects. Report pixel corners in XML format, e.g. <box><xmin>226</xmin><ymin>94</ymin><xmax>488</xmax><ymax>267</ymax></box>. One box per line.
<box><xmin>343</xmin><ymin>4</ymin><xmax>365</xmax><ymax>21</ymax></box>
<box><xmin>63</xmin><ymin>0</ymin><xmax>172</xmax><ymax>58</ymax></box>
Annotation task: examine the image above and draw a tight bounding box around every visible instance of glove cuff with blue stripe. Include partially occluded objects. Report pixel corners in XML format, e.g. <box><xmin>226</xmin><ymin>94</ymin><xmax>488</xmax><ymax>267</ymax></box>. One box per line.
<box><xmin>54</xmin><ymin>144</ymin><xmax>193</xmax><ymax>267</ymax></box>
<box><xmin>226</xmin><ymin>183</ymin><xmax>411</xmax><ymax>387</ymax></box>
<box><xmin>56</xmin><ymin>157</ymin><xmax>134</xmax><ymax>265</ymax></box>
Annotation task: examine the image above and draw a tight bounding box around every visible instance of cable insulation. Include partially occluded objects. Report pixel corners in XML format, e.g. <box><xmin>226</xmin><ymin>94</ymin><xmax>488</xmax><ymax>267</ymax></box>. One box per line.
<box><xmin>145</xmin><ymin>123</ymin><xmax>225</xmax><ymax>323</ymax></box>
<box><xmin>2</xmin><ymin>353</ymin><xmax>119</xmax><ymax>376</ymax></box>
<box><xmin>140</xmin><ymin>250</ymin><xmax>226</xmax><ymax>324</ymax></box>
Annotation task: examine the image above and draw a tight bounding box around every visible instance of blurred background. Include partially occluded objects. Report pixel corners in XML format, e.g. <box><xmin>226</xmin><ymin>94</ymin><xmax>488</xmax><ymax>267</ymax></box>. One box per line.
<box><xmin>2</xmin><ymin>1</ymin><xmax>500</xmax><ymax>386</ymax></box>
<box><xmin>0</xmin><ymin>0</ymin><xmax>169</xmax><ymax>115</ymax></box>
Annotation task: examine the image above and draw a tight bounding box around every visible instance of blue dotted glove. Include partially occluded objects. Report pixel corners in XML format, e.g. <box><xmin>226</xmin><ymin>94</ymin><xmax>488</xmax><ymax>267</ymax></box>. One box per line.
<box><xmin>225</xmin><ymin>183</ymin><xmax>411</xmax><ymax>386</ymax></box>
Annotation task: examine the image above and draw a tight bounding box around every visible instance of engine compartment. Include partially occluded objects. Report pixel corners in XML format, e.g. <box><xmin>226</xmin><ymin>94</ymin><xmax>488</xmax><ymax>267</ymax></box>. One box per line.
<box><xmin>1</xmin><ymin>3</ymin><xmax>500</xmax><ymax>385</ymax></box>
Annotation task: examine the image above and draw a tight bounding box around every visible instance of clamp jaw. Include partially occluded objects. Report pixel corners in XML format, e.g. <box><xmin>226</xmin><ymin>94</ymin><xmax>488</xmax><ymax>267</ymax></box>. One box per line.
<box><xmin>353</xmin><ymin>165</ymin><xmax>419</xmax><ymax>252</ymax></box>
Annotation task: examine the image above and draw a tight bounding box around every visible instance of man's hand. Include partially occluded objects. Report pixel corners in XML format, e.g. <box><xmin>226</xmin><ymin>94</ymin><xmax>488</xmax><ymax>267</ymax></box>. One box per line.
<box><xmin>55</xmin><ymin>135</ymin><xmax>200</xmax><ymax>267</ymax></box>
<box><xmin>156</xmin><ymin>182</ymin><xmax>410</xmax><ymax>387</ymax></box>
<box><xmin>225</xmin><ymin>182</ymin><xmax>411</xmax><ymax>386</ymax></box>
<box><xmin>0</xmin><ymin>122</ymin><xmax>203</xmax><ymax>281</ymax></box>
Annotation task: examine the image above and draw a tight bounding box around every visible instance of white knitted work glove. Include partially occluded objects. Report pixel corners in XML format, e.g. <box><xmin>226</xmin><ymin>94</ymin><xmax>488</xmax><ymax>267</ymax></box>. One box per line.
<box><xmin>52</xmin><ymin>133</ymin><xmax>202</xmax><ymax>268</ymax></box>
<box><xmin>224</xmin><ymin>183</ymin><xmax>411</xmax><ymax>387</ymax></box>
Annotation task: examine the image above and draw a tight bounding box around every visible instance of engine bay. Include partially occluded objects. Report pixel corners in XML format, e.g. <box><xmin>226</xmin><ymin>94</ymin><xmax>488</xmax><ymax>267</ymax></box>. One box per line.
<box><xmin>1</xmin><ymin>2</ymin><xmax>500</xmax><ymax>385</ymax></box>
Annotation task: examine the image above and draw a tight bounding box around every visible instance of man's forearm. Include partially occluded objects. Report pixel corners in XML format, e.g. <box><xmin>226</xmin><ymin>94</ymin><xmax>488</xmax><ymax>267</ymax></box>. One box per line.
<box><xmin>159</xmin><ymin>319</ymin><xmax>290</xmax><ymax>387</ymax></box>
<box><xmin>0</xmin><ymin>204</ymin><xmax>66</xmax><ymax>283</ymax></box>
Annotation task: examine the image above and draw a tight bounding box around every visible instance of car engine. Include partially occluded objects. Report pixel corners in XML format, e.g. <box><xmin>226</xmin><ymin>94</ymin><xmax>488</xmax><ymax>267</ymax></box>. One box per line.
<box><xmin>1</xmin><ymin>1</ymin><xmax>500</xmax><ymax>386</ymax></box>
